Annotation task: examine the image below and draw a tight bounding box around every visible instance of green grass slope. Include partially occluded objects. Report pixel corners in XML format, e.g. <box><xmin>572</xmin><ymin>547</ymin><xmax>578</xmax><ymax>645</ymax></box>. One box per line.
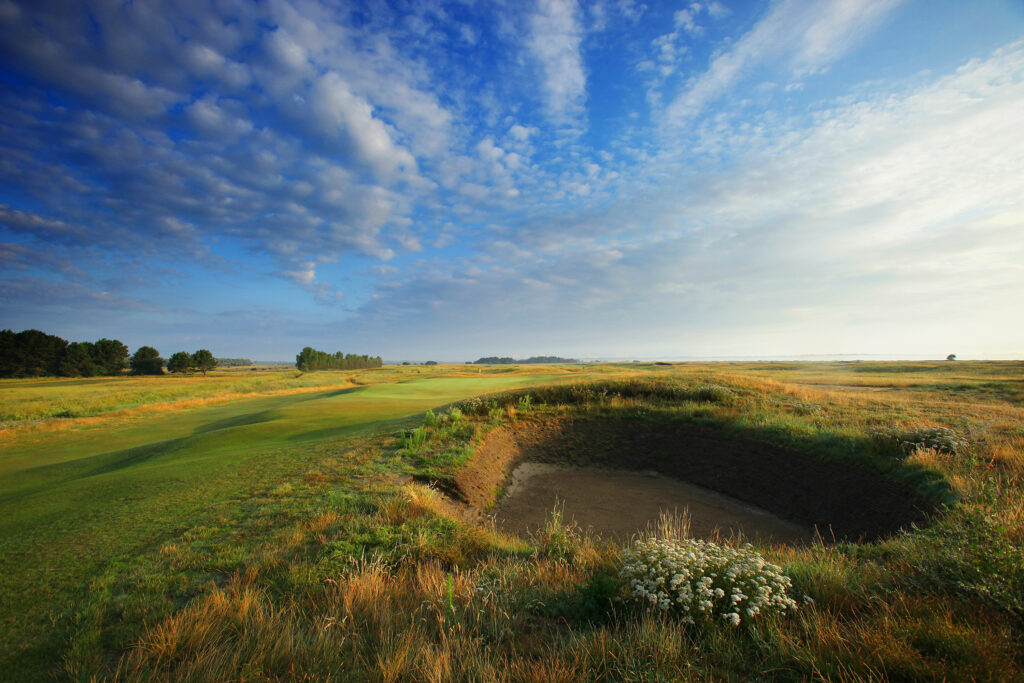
<box><xmin>0</xmin><ymin>369</ymin><xmax>565</xmax><ymax>677</ymax></box>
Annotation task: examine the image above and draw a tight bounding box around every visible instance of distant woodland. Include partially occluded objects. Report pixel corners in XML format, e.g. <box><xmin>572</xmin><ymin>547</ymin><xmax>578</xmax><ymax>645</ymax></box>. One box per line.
<box><xmin>296</xmin><ymin>347</ymin><xmax>382</xmax><ymax>371</ymax></box>
<box><xmin>472</xmin><ymin>356</ymin><xmax>578</xmax><ymax>364</ymax></box>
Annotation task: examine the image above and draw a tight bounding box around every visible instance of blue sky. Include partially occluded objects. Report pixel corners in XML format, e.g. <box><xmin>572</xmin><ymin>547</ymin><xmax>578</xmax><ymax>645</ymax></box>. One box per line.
<box><xmin>1</xmin><ymin>0</ymin><xmax>1022</xmax><ymax>361</ymax></box>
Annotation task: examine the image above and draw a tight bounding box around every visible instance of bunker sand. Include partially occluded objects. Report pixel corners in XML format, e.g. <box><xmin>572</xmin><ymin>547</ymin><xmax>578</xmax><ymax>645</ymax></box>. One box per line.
<box><xmin>492</xmin><ymin>462</ymin><xmax>811</xmax><ymax>544</ymax></box>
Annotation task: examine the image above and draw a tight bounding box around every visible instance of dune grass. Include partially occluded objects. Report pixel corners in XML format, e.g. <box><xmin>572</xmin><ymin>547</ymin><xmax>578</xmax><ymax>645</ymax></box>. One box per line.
<box><xmin>1</xmin><ymin>361</ymin><xmax>1022</xmax><ymax>680</ymax></box>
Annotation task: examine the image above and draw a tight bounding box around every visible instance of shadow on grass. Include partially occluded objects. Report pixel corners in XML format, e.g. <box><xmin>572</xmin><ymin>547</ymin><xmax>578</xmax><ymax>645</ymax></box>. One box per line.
<box><xmin>191</xmin><ymin>385</ymin><xmax>368</xmax><ymax>435</ymax></box>
<box><xmin>1</xmin><ymin>386</ymin><xmax>379</xmax><ymax>505</ymax></box>
<box><xmin>5</xmin><ymin>377</ymin><xmax>125</xmax><ymax>388</ymax></box>
<box><xmin>290</xmin><ymin>385</ymin><xmax>368</xmax><ymax>401</ymax></box>
<box><xmin>0</xmin><ymin>437</ymin><xmax>195</xmax><ymax>505</ymax></box>
<box><xmin>192</xmin><ymin>410</ymin><xmax>278</xmax><ymax>434</ymax></box>
<box><xmin>285</xmin><ymin>419</ymin><xmax>395</xmax><ymax>445</ymax></box>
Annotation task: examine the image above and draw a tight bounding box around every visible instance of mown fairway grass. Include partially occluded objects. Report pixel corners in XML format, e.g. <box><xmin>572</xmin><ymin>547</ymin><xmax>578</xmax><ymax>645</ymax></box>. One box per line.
<box><xmin>1</xmin><ymin>361</ymin><xmax>1022</xmax><ymax>680</ymax></box>
<box><xmin>0</xmin><ymin>366</ymin><xmax>584</xmax><ymax>677</ymax></box>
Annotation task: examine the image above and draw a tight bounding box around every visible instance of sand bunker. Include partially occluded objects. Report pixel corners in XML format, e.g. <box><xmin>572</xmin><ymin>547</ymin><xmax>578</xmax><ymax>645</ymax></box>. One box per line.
<box><xmin>493</xmin><ymin>462</ymin><xmax>811</xmax><ymax>543</ymax></box>
<box><xmin>449</xmin><ymin>417</ymin><xmax>938</xmax><ymax>543</ymax></box>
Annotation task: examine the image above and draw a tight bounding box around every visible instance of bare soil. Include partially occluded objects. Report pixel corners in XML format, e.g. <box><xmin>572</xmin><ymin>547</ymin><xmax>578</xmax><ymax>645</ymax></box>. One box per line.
<box><xmin>450</xmin><ymin>417</ymin><xmax>939</xmax><ymax>543</ymax></box>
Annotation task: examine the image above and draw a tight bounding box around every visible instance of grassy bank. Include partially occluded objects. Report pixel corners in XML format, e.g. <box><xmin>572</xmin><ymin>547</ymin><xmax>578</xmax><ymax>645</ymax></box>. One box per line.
<box><xmin>1</xmin><ymin>362</ymin><xmax>1022</xmax><ymax>679</ymax></box>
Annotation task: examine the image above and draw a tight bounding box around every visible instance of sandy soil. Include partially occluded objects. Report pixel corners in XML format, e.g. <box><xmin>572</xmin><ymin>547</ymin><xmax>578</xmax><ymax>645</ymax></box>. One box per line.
<box><xmin>492</xmin><ymin>462</ymin><xmax>812</xmax><ymax>544</ymax></box>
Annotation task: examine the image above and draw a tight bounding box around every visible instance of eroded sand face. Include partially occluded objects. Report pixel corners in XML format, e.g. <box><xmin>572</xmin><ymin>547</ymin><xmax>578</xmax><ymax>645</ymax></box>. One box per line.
<box><xmin>491</xmin><ymin>462</ymin><xmax>811</xmax><ymax>544</ymax></box>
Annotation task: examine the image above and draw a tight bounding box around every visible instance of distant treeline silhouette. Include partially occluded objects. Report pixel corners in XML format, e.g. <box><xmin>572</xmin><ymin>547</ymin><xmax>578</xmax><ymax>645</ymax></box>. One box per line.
<box><xmin>0</xmin><ymin>329</ymin><xmax>226</xmax><ymax>378</ymax></box>
<box><xmin>296</xmin><ymin>347</ymin><xmax>382</xmax><ymax>372</ymax></box>
<box><xmin>472</xmin><ymin>356</ymin><xmax>578</xmax><ymax>364</ymax></box>
<box><xmin>216</xmin><ymin>358</ymin><xmax>253</xmax><ymax>367</ymax></box>
<box><xmin>0</xmin><ymin>329</ymin><xmax>130</xmax><ymax>378</ymax></box>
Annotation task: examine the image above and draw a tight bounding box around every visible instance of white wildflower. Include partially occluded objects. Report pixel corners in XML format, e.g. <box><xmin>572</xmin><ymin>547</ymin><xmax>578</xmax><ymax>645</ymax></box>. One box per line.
<box><xmin>620</xmin><ymin>537</ymin><xmax>798</xmax><ymax>626</ymax></box>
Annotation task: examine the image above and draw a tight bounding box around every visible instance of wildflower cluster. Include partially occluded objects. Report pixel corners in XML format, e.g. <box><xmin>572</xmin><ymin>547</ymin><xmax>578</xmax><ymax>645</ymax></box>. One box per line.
<box><xmin>872</xmin><ymin>423</ymin><xmax>969</xmax><ymax>456</ymax></box>
<box><xmin>620</xmin><ymin>538</ymin><xmax>797</xmax><ymax>626</ymax></box>
<box><xmin>686</xmin><ymin>384</ymin><xmax>735</xmax><ymax>403</ymax></box>
<box><xmin>454</xmin><ymin>396</ymin><xmax>486</xmax><ymax>416</ymax></box>
<box><xmin>783</xmin><ymin>399</ymin><xmax>823</xmax><ymax>416</ymax></box>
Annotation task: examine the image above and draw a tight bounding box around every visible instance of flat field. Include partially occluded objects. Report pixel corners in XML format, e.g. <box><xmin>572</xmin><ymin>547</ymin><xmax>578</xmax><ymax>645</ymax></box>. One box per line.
<box><xmin>1</xmin><ymin>361</ymin><xmax>1022</xmax><ymax>680</ymax></box>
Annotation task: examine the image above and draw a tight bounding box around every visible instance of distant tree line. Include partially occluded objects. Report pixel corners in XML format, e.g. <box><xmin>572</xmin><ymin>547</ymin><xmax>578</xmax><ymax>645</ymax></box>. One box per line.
<box><xmin>472</xmin><ymin>355</ymin><xmax>578</xmax><ymax>364</ymax></box>
<box><xmin>296</xmin><ymin>347</ymin><xmax>382</xmax><ymax>372</ymax></box>
<box><xmin>216</xmin><ymin>358</ymin><xmax>253</xmax><ymax>367</ymax></box>
<box><xmin>0</xmin><ymin>329</ymin><xmax>225</xmax><ymax>378</ymax></box>
<box><xmin>1</xmin><ymin>329</ymin><xmax>130</xmax><ymax>378</ymax></box>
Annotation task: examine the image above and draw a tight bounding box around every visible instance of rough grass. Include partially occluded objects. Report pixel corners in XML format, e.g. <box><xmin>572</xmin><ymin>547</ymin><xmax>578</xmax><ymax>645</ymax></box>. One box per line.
<box><xmin>1</xmin><ymin>362</ymin><xmax>1023</xmax><ymax>680</ymax></box>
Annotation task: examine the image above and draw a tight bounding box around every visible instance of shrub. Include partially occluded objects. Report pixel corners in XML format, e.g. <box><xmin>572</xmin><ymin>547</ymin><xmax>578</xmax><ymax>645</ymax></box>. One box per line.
<box><xmin>685</xmin><ymin>384</ymin><xmax>735</xmax><ymax>403</ymax></box>
<box><xmin>620</xmin><ymin>538</ymin><xmax>798</xmax><ymax>626</ymax></box>
<box><xmin>403</xmin><ymin>426</ymin><xmax>429</xmax><ymax>453</ymax></box>
<box><xmin>872</xmin><ymin>423</ymin><xmax>969</xmax><ymax>456</ymax></box>
<box><xmin>900</xmin><ymin>509</ymin><xmax>1024</xmax><ymax>621</ymax></box>
<box><xmin>542</xmin><ymin>570</ymin><xmax>621</xmax><ymax>624</ymax></box>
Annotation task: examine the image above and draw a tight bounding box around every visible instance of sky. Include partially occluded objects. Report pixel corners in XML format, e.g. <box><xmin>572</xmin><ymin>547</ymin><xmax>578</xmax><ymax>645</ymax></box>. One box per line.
<box><xmin>1</xmin><ymin>0</ymin><xmax>1023</xmax><ymax>362</ymax></box>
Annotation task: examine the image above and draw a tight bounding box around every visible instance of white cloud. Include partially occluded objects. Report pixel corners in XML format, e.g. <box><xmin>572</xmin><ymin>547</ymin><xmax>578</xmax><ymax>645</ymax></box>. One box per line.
<box><xmin>706</xmin><ymin>2</ymin><xmax>730</xmax><ymax>20</ymax></box>
<box><xmin>616</xmin><ymin>0</ymin><xmax>646</xmax><ymax>21</ymax></box>
<box><xmin>183</xmin><ymin>44</ymin><xmax>252</xmax><ymax>89</ymax></box>
<box><xmin>347</xmin><ymin>43</ymin><xmax>1024</xmax><ymax>358</ymax></box>
<box><xmin>0</xmin><ymin>205</ymin><xmax>89</xmax><ymax>242</ymax></box>
<box><xmin>0</xmin><ymin>2</ymin><xmax>189</xmax><ymax>118</ymax></box>
<box><xmin>791</xmin><ymin>0</ymin><xmax>902</xmax><ymax>75</ymax></box>
<box><xmin>527</xmin><ymin>0</ymin><xmax>587</xmax><ymax>122</ymax></box>
<box><xmin>309</xmin><ymin>72</ymin><xmax>417</xmax><ymax>178</ymax></box>
<box><xmin>476</xmin><ymin>137</ymin><xmax>505</xmax><ymax>163</ymax></box>
<box><xmin>508</xmin><ymin>124</ymin><xmax>537</xmax><ymax>142</ymax></box>
<box><xmin>674</xmin><ymin>9</ymin><xmax>701</xmax><ymax>35</ymax></box>
<box><xmin>667</xmin><ymin>0</ymin><xmax>904</xmax><ymax>122</ymax></box>
<box><xmin>184</xmin><ymin>96</ymin><xmax>253</xmax><ymax>140</ymax></box>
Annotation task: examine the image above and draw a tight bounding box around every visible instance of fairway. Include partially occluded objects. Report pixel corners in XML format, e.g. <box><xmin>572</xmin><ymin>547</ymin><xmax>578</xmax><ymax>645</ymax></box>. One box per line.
<box><xmin>0</xmin><ymin>367</ymin><xmax>570</xmax><ymax>675</ymax></box>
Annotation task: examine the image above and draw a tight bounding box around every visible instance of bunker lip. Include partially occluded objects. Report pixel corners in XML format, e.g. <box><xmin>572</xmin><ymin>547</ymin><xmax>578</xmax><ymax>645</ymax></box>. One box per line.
<box><xmin>449</xmin><ymin>416</ymin><xmax>940</xmax><ymax>543</ymax></box>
